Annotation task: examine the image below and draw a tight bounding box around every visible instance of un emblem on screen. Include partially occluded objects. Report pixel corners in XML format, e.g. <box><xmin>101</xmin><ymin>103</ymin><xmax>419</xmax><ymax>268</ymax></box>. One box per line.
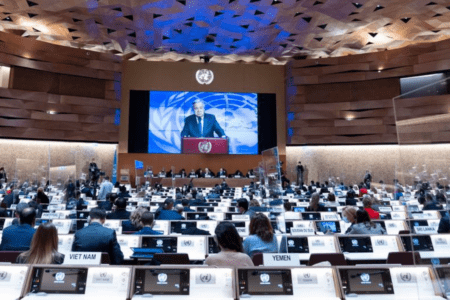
<box><xmin>158</xmin><ymin>273</ymin><xmax>168</xmax><ymax>283</ymax></box>
<box><xmin>360</xmin><ymin>273</ymin><xmax>370</xmax><ymax>283</ymax></box>
<box><xmin>55</xmin><ymin>272</ymin><xmax>65</xmax><ymax>282</ymax></box>
<box><xmin>400</xmin><ymin>273</ymin><xmax>412</xmax><ymax>282</ymax></box>
<box><xmin>260</xmin><ymin>273</ymin><xmax>270</xmax><ymax>284</ymax></box>
<box><xmin>196</xmin><ymin>69</ymin><xmax>214</xmax><ymax>85</ymax></box>
<box><xmin>198</xmin><ymin>141</ymin><xmax>212</xmax><ymax>153</ymax></box>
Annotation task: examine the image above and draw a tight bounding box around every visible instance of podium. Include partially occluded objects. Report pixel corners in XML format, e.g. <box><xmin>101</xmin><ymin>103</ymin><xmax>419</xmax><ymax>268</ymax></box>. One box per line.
<box><xmin>182</xmin><ymin>137</ymin><xmax>228</xmax><ymax>154</ymax></box>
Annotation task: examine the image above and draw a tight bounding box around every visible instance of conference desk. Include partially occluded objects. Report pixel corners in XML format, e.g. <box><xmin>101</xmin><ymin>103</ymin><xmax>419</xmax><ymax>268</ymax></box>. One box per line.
<box><xmin>149</xmin><ymin>177</ymin><xmax>254</xmax><ymax>188</ymax></box>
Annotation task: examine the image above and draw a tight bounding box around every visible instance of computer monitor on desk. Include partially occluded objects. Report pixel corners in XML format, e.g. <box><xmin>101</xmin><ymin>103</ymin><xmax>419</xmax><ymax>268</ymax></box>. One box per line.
<box><xmin>131</xmin><ymin>267</ymin><xmax>235</xmax><ymax>300</ymax></box>
<box><xmin>237</xmin><ymin>268</ymin><xmax>293</xmax><ymax>297</ymax></box>
<box><xmin>23</xmin><ymin>266</ymin><xmax>131</xmax><ymax>300</ymax></box>
<box><xmin>0</xmin><ymin>265</ymin><xmax>29</xmax><ymax>300</ymax></box>
<box><xmin>301</xmin><ymin>212</ymin><xmax>321</xmax><ymax>220</ymax></box>
<box><xmin>141</xmin><ymin>236</ymin><xmax>178</xmax><ymax>253</ymax></box>
<box><xmin>338</xmin><ymin>266</ymin><xmax>443</xmax><ymax>300</ymax></box>
<box><xmin>170</xmin><ymin>221</ymin><xmax>197</xmax><ymax>234</ymax></box>
<box><xmin>315</xmin><ymin>221</ymin><xmax>341</xmax><ymax>234</ymax></box>
<box><xmin>185</xmin><ymin>212</ymin><xmax>208</xmax><ymax>220</ymax></box>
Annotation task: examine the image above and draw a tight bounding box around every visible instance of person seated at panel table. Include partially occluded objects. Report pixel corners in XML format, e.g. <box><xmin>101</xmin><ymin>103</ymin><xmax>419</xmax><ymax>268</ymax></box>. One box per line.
<box><xmin>346</xmin><ymin>209</ymin><xmax>386</xmax><ymax>235</ymax></box>
<box><xmin>134</xmin><ymin>212</ymin><xmax>163</xmax><ymax>235</ymax></box>
<box><xmin>166</xmin><ymin>169</ymin><xmax>173</xmax><ymax>178</ymax></box>
<box><xmin>217</xmin><ymin>168</ymin><xmax>227</xmax><ymax>178</ymax></box>
<box><xmin>204</xmin><ymin>167</ymin><xmax>215</xmax><ymax>178</ymax></box>
<box><xmin>106</xmin><ymin>198</ymin><xmax>131</xmax><ymax>220</ymax></box>
<box><xmin>71</xmin><ymin>208</ymin><xmax>124</xmax><ymax>265</ymax></box>
<box><xmin>0</xmin><ymin>207</ymin><xmax>36</xmax><ymax>251</ymax></box>
<box><xmin>16</xmin><ymin>222</ymin><xmax>65</xmax><ymax>264</ymax></box>
<box><xmin>158</xmin><ymin>168</ymin><xmax>167</xmax><ymax>178</ymax></box>
<box><xmin>156</xmin><ymin>199</ymin><xmax>184</xmax><ymax>220</ymax></box>
<box><xmin>189</xmin><ymin>169</ymin><xmax>196</xmax><ymax>178</ymax></box>
<box><xmin>180</xmin><ymin>99</ymin><xmax>226</xmax><ymax>138</ymax></box>
<box><xmin>232</xmin><ymin>170</ymin><xmax>244</xmax><ymax>178</ymax></box>
<box><xmin>246</xmin><ymin>169</ymin><xmax>254</xmax><ymax>178</ymax></box>
<box><xmin>196</xmin><ymin>168</ymin><xmax>205</xmax><ymax>178</ymax></box>
<box><xmin>179</xmin><ymin>169</ymin><xmax>187</xmax><ymax>178</ymax></box>
<box><xmin>363</xmin><ymin>196</ymin><xmax>380</xmax><ymax>220</ymax></box>
<box><xmin>243</xmin><ymin>214</ymin><xmax>278</xmax><ymax>258</ymax></box>
<box><xmin>205</xmin><ymin>222</ymin><xmax>254</xmax><ymax>267</ymax></box>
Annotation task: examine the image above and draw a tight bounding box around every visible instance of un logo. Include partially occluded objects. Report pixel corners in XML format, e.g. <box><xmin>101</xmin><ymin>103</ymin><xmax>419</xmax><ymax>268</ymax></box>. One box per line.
<box><xmin>0</xmin><ymin>272</ymin><xmax>7</xmax><ymax>280</ymax></box>
<box><xmin>55</xmin><ymin>272</ymin><xmax>65</xmax><ymax>282</ymax></box>
<box><xmin>156</xmin><ymin>240</ymin><xmax>163</xmax><ymax>247</ymax></box>
<box><xmin>400</xmin><ymin>273</ymin><xmax>411</xmax><ymax>282</ymax></box>
<box><xmin>200</xmin><ymin>273</ymin><xmax>212</xmax><ymax>283</ymax></box>
<box><xmin>360</xmin><ymin>273</ymin><xmax>370</xmax><ymax>282</ymax></box>
<box><xmin>158</xmin><ymin>273</ymin><xmax>168</xmax><ymax>283</ymax></box>
<box><xmin>196</xmin><ymin>69</ymin><xmax>214</xmax><ymax>85</ymax></box>
<box><xmin>198</xmin><ymin>141</ymin><xmax>212</xmax><ymax>153</ymax></box>
<box><xmin>260</xmin><ymin>273</ymin><xmax>270</xmax><ymax>283</ymax></box>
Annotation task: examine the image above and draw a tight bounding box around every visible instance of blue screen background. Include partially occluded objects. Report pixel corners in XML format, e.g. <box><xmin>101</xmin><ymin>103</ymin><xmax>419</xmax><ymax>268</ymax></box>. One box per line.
<box><xmin>148</xmin><ymin>91</ymin><xmax>258</xmax><ymax>154</ymax></box>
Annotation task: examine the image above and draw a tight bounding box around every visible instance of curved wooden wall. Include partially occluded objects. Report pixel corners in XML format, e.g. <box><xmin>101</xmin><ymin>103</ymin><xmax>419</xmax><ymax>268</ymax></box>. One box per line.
<box><xmin>0</xmin><ymin>31</ymin><xmax>121</xmax><ymax>142</ymax></box>
<box><xmin>286</xmin><ymin>38</ymin><xmax>450</xmax><ymax>145</ymax></box>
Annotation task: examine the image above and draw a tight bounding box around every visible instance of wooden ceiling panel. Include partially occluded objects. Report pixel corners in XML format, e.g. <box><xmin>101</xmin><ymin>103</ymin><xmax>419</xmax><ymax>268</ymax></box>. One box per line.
<box><xmin>0</xmin><ymin>0</ymin><xmax>448</xmax><ymax>63</ymax></box>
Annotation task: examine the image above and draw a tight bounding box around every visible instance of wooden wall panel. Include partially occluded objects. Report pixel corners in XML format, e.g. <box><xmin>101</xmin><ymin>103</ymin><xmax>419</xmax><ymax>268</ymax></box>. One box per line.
<box><xmin>0</xmin><ymin>31</ymin><xmax>121</xmax><ymax>143</ymax></box>
<box><xmin>286</xmin><ymin>38</ymin><xmax>450</xmax><ymax>147</ymax></box>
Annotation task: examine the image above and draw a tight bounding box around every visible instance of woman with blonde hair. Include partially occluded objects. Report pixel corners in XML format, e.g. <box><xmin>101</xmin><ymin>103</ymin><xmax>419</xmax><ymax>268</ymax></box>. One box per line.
<box><xmin>16</xmin><ymin>222</ymin><xmax>64</xmax><ymax>264</ymax></box>
<box><xmin>123</xmin><ymin>206</ymin><xmax>148</xmax><ymax>232</ymax></box>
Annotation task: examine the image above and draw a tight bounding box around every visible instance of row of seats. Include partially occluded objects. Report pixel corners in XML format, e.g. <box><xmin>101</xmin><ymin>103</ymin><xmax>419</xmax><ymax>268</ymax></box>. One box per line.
<box><xmin>2</xmin><ymin>264</ymin><xmax>449</xmax><ymax>300</ymax></box>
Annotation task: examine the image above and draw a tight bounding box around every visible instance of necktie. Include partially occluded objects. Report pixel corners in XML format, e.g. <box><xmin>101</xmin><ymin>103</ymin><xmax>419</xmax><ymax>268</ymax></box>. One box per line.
<box><xmin>198</xmin><ymin>117</ymin><xmax>203</xmax><ymax>136</ymax></box>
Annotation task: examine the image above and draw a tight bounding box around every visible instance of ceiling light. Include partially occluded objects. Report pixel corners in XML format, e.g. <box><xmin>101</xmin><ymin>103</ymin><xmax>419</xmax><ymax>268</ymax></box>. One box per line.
<box><xmin>345</xmin><ymin>114</ymin><xmax>355</xmax><ymax>121</ymax></box>
<box><xmin>46</xmin><ymin>110</ymin><xmax>57</xmax><ymax>115</ymax></box>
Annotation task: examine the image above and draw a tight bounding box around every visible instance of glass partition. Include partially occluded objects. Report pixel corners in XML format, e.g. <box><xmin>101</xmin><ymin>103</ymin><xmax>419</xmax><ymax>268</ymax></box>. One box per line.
<box><xmin>393</xmin><ymin>76</ymin><xmax>450</xmax><ymax>267</ymax></box>
<box><xmin>261</xmin><ymin>147</ymin><xmax>282</xmax><ymax>194</ymax></box>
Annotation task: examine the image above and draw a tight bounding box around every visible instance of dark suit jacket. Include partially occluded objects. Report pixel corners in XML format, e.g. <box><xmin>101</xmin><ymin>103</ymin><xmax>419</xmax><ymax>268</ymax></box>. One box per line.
<box><xmin>181</xmin><ymin>113</ymin><xmax>225</xmax><ymax>137</ymax></box>
<box><xmin>3</xmin><ymin>194</ymin><xmax>13</xmax><ymax>208</ymax></box>
<box><xmin>0</xmin><ymin>224</ymin><xmax>36</xmax><ymax>251</ymax></box>
<box><xmin>106</xmin><ymin>209</ymin><xmax>131</xmax><ymax>220</ymax></box>
<box><xmin>71</xmin><ymin>222</ymin><xmax>124</xmax><ymax>265</ymax></box>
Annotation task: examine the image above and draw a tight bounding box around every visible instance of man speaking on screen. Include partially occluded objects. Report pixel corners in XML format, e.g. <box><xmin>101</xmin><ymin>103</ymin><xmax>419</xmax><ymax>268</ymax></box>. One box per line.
<box><xmin>181</xmin><ymin>99</ymin><xmax>226</xmax><ymax>138</ymax></box>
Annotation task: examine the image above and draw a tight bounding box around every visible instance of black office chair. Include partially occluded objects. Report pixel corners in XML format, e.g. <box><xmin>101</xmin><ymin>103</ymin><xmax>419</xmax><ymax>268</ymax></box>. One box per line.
<box><xmin>0</xmin><ymin>251</ymin><xmax>21</xmax><ymax>263</ymax></box>
<box><xmin>252</xmin><ymin>253</ymin><xmax>264</xmax><ymax>266</ymax></box>
<box><xmin>153</xmin><ymin>253</ymin><xmax>190</xmax><ymax>265</ymax></box>
<box><xmin>386</xmin><ymin>252</ymin><xmax>421</xmax><ymax>265</ymax></box>
<box><xmin>308</xmin><ymin>253</ymin><xmax>347</xmax><ymax>266</ymax></box>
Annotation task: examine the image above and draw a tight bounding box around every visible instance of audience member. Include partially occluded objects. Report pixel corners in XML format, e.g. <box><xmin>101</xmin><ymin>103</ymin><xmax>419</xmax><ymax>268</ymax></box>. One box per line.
<box><xmin>423</xmin><ymin>193</ymin><xmax>443</xmax><ymax>210</ymax></box>
<box><xmin>71</xmin><ymin>208</ymin><xmax>124</xmax><ymax>264</ymax></box>
<box><xmin>346</xmin><ymin>210</ymin><xmax>386</xmax><ymax>235</ymax></box>
<box><xmin>181</xmin><ymin>199</ymin><xmax>194</xmax><ymax>212</ymax></box>
<box><xmin>0</xmin><ymin>201</ymin><xmax>7</xmax><ymax>217</ymax></box>
<box><xmin>342</xmin><ymin>207</ymin><xmax>357</xmax><ymax>234</ymax></box>
<box><xmin>205</xmin><ymin>222</ymin><xmax>254</xmax><ymax>267</ymax></box>
<box><xmin>107</xmin><ymin>198</ymin><xmax>131</xmax><ymax>220</ymax></box>
<box><xmin>237</xmin><ymin>198</ymin><xmax>255</xmax><ymax>218</ymax></box>
<box><xmin>134</xmin><ymin>212</ymin><xmax>163</xmax><ymax>235</ymax></box>
<box><xmin>122</xmin><ymin>207</ymin><xmax>147</xmax><ymax>232</ymax></box>
<box><xmin>243</xmin><ymin>213</ymin><xmax>278</xmax><ymax>257</ymax></box>
<box><xmin>98</xmin><ymin>176</ymin><xmax>114</xmax><ymax>200</ymax></box>
<box><xmin>16</xmin><ymin>223</ymin><xmax>64</xmax><ymax>264</ymax></box>
<box><xmin>117</xmin><ymin>185</ymin><xmax>131</xmax><ymax>198</ymax></box>
<box><xmin>438</xmin><ymin>214</ymin><xmax>450</xmax><ymax>233</ymax></box>
<box><xmin>307</xmin><ymin>193</ymin><xmax>327</xmax><ymax>212</ymax></box>
<box><xmin>363</xmin><ymin>197</ymin><xmax>380</xmax><ymax>219</ymax></box>
<box><xmin>325</xmin><ymin>193</ymin><xmax>338</xmax><ymax>207</ymax></box>
<box><xmin>0</xmin><ymin>207</ymin><xmax>36</xmax><ymax>251</ymax></box>
<box><xmin>35</xmin><ymin>187</ymin><xmax>49</xmax><ymax>204</ymax></box>
<box><xmin>345</xmin><ymin>190</ymin><xmax>358</xmax><ymax>206</ymax></box>
<box><xmin>157</xmin><ymin>199</ymin><xmax>184</xmax><ymax>220</ymax></box>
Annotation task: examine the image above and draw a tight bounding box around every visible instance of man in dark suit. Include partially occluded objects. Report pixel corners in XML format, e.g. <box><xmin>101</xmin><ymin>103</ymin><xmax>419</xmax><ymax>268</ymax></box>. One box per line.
<box><xmin>107</xmin><ymin>198</ymin><xmax>131</xmax><ymax>220</ymax></box>
<box><xmin>0</xmin><ymin>207</ymin><xmax>36</xmax><ymax>251</ymax></box>
<box><xmin>72</xmin><ymin>208</ymin><xmax>124</xmax><ymax>265</ymax></box>
<box><xmin>181</xmin><ymin>99</ymin><xmax>226</xmax><ymax>138</ymax></box>
<box><xmin>217</xmin><ymin>168</ymin><xmax>227</xmax><ymax>178</ymax></box>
